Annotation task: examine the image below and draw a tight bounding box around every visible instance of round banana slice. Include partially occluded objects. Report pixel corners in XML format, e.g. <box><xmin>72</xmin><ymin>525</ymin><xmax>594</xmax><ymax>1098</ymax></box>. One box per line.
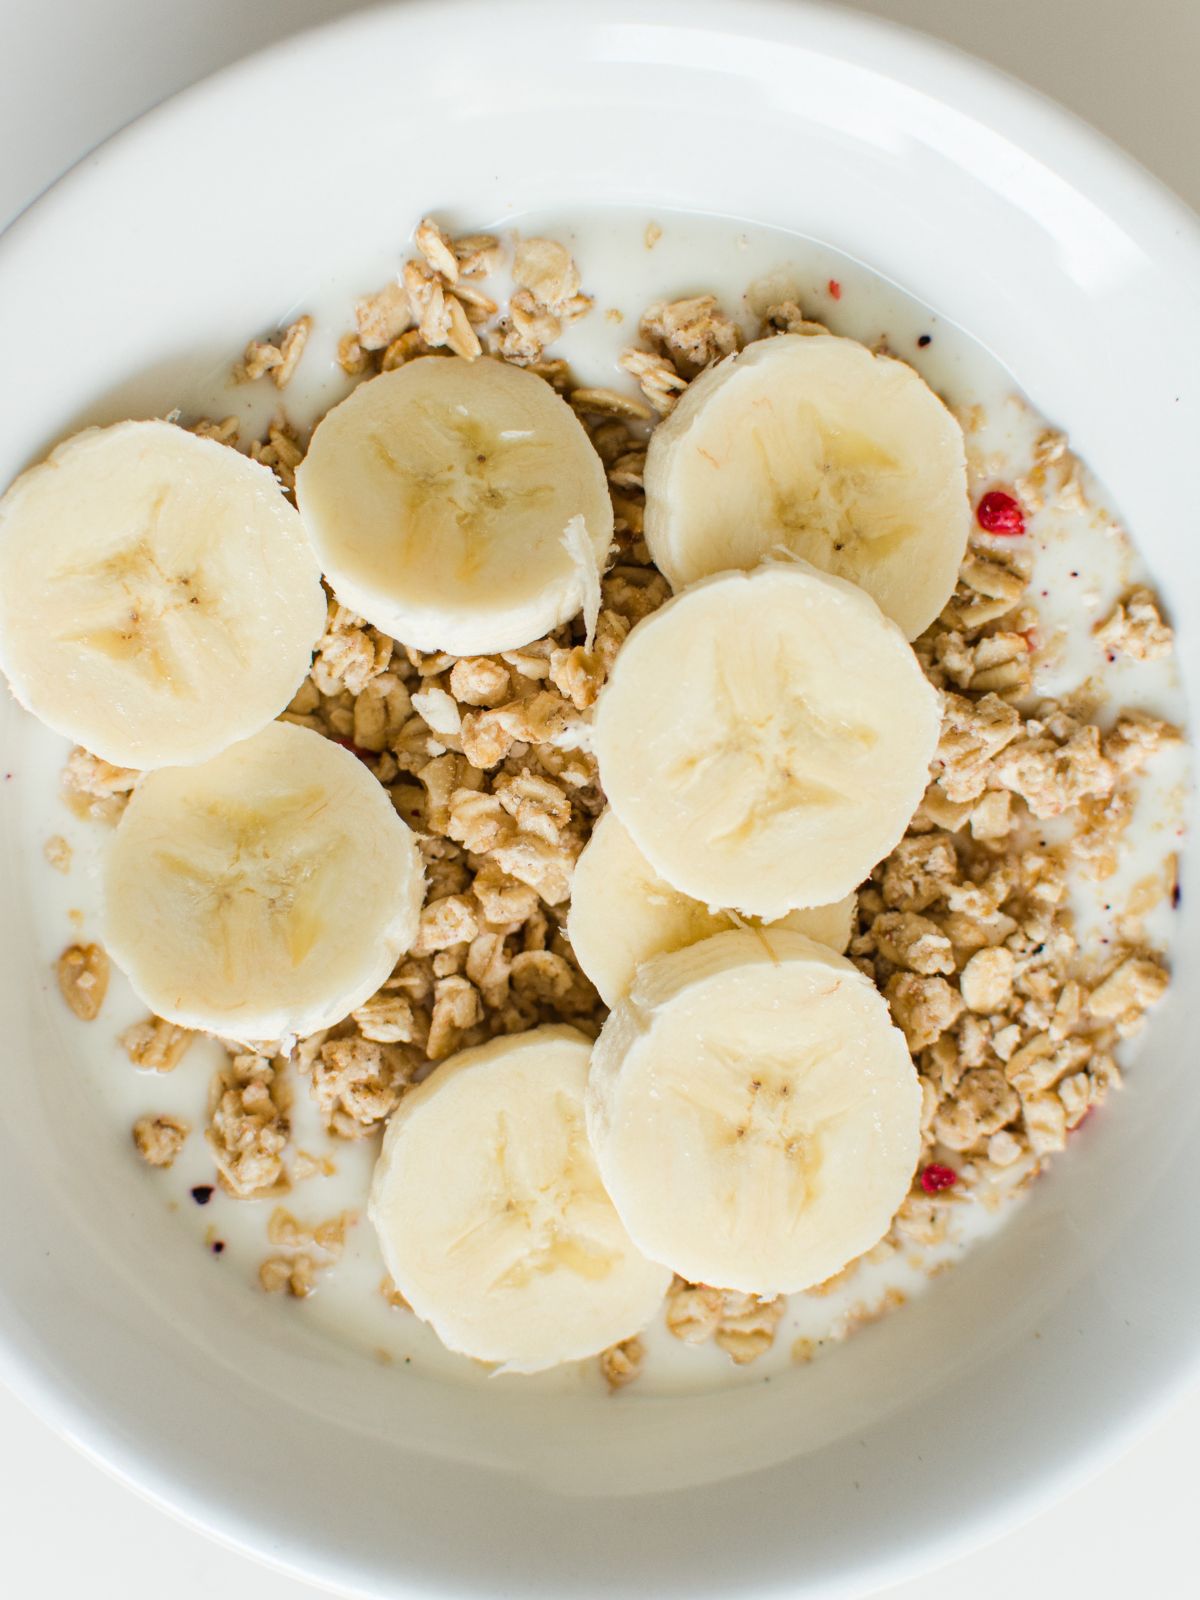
<box><xmin>568</xmin><ymin>809</ymin><xmax>855</xmax><ymax>1007</ymax></box>
<box><xmin>593</xmin><ymin>563</ymin><xmax>940</xmax><ymax>920</ymax></box>
<box><xmin>587</xmin><ymin>930</ymin><xmax>922</xmax><ymax>1296</ymax></box>
<box><xmin>369</xmin><ymin>1025</ymin><xmax>671</xmax><ymax>1373</ymax></box>
<box><xmin>104</xmin><ymin>721</ymin><xmax>424</xmax><ymax>1041</ymax></box>
<box><xmin>644</xmin><ymin>333</ymin><xmax>969</xmax><ymax>640</ymax></box>
<box><xmin>0</xmin><ymin>420</ymin><xmax>325</xmax><ymax>769</ymax></box>
<box><xmin>296</xmin><ymin>357</ymin><xmax>613</xmax><ymax>656</ymax></box>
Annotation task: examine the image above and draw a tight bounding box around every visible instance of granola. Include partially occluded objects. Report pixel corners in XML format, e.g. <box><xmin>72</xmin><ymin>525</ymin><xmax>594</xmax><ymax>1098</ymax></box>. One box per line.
<box><xmin>233</xmin><ymin>315</ymin><xmax>312</xmax><ymax>389</ymax></box>
<box><xmin>132</xmin><ymin>1114</ymin><xmax>189</xmax><ymax>1168</ymax></box>
<box><xmin>56</xmin><ymin>942</ymin><xmax>108</xmax><ymax>1020</ymax></box>
<box><xmin>598</xmin><ymin>1335</ymin><xmax>644</xmax><ymax>1390</ymax></box>
<box><xmin>305</xmin><ymin>1033</ymin><xmax>418</xmax><ymax>1139</ymax></box>
<box><xmin>119</xmin><ymin>1015</ymin><xmax>194</xmax><ymax>1073</ymax></box>
<box><xmin>258</xmin><ymin>1206</ymin><xmax>355</xmax><ymax>1299</ymax></box>
<box><xmin>206</xmin><ymin>1052</ymin><xmax>289</xmax><ymax>1198</ymax></box>
<box><xmin>663</xmin><ymin>1278</ymin><xmax>785</xmax><ymax>1366</ymax></box>
<box><xmin>61</xmin><ymin>747</ymin><xmax>139</xmax><ymax>825</ymax></box>
<box><xmin>1094</xmin><ymin>587</ymin><xmax>1173</xmax><ymax>662</ymax></box>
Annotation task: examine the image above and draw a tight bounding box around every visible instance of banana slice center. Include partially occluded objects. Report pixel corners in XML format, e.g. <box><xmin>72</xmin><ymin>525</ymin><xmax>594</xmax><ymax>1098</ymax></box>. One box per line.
<box><xmin>52</xmin><ymin>490</ymin><xmax>228</xmax><ymax>690</ymax></box>
<box><xmin>372</xmin><ymin>404</ymin><xmax>555</xmax><ymax>582</ymax></box>
<box><xmin>753</xmin><ymin>407</ymin><xmax>909</xmax><ymax>571</ymax></box>
<box><xmin>463</xmin><ymin>1102</ymin><xmax>621</xmax><ymax>1292</ymax></box>
<box><xmin>673</xmin><ymin>1043</ymin><xmax>858</xmax><ymax>1228</ymax></box>
<box><xmin>154</xmin><ymin>787</ymin><xmax>339</xmax><ymax>979</ymax></box>
<box><xmin>668</xmin><ymin>641</ymin><xmax>878</xmax><ymax>845</ymax></box>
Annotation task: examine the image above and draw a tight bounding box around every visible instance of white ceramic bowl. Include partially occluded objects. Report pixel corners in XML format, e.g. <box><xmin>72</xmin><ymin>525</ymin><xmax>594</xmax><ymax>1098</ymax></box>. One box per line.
<box><xmin>2</xmin><ymin>2</ymin><xmax>1199</xmax><ymax>1595</ymax></box>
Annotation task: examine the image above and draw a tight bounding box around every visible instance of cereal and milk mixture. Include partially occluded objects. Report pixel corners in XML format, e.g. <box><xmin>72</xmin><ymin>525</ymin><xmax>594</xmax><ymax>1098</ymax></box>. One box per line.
<box><xmin>41</xmin><ymin>214</ymin><xmax>1185</xmax><ymax>1392</ymax></box>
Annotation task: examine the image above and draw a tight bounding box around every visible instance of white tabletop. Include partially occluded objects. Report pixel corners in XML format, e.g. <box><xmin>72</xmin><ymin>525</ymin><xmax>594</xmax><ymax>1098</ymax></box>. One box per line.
<box><xmin>2</xmin><ymin>2</ymin><xmax>1197</xmax><ymax>1596</ymax></box>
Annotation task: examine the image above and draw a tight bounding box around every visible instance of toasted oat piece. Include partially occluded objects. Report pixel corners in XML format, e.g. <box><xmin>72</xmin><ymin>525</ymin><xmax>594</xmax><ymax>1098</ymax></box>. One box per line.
<box><xmin>57</xmin><ymin>942</ymin><xmax>108</xmax><ymax>1020</ymax></box>
<box><xmin>234</xmin><ymin>315</ymin><xmax>312</xmax><ymax>389</ymax></box>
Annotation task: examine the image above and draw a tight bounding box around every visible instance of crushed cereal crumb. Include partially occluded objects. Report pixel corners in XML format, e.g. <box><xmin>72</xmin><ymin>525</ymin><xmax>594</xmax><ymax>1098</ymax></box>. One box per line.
<box><xmin>132</xmin><ymin>1114</ymin><xmax>189</xmax><ymax>1168</ymax></box>
<box><xmin>44</xmin><ymin>834</ymin><xmax>71</xmax><ymax>872</ymax></box>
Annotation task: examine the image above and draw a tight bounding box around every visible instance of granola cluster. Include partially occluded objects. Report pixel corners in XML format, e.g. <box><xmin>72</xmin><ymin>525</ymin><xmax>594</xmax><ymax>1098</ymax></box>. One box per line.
<box><xmin>120</xmin><ymin>1014</ymin><xmax>194</xmax><ymax>1073</ymax></box>
<box><xmin>259</xmin><ymin>1205</ymin><xmax>355</xmax><ymax>1300</ymax></box>
<box><xmin>599</xmin><ymin>1335</ymin><xmax>645</xmax><ymax>1391</ymax></box>
<box><xmin>664</xmin><ymin>1278</ymin><xmax>785</xmax><ymax>1364</ymax></box>
<box><xmin>60</xmin><ymin>746</ymin><xmax>139</xmax><ymax>824</ymax></box>
<box><xmin>233</xmin><ymin>315</ymin><xmax>312</xmax><ymax>389</ymax></box>
<box><xmin>329</xmin><ymin>219</ymin><xmax>598</xmax><ymax>384</ymax></box>
<box><xmin>206</xmin><ymin>1052</ymin><xmax>290</xmax><ymax>1199</ymax></box>
<box><xmin>618</xmin><ymin>294</ymin><xmax>741</xmax><ymax>414</ymax></box>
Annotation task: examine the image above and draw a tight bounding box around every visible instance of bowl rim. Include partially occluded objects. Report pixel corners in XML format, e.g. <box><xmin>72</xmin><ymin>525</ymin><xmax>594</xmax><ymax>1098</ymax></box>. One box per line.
<box><xmin>3</xmin><ymin>1</ymin><xmax>1200</xmax><ymax>1595</ymax></box>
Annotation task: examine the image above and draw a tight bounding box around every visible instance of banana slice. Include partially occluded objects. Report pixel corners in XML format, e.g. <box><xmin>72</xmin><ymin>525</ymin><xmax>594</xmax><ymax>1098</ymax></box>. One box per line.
<box><xmin>592</xmin><ymin>563</ymin><xmax>940</xmax><ymax>920</ymax></box>
<box><xmin>587</xmin><ymin>930</ymin><xmax>921</xmax><ymax>1295</ymax></box>
<box><xmin>644</xmin><ymin>333</ymin><xmax>969</xmax><ymax>640</ymax></box>
<box><xmin>568</xmin><ymin>809</ymin><xmax>855</xmax><ymax>1007</ymax></box>
<box><xmin>0</xmin><ymin>420</ymin><xmax>325</xmax><ymax>769</ymax></box>
<box><xmin>296</xmin><ymin>357</ymin><xmax>613</xmax><ymax>656</ymax></box>
<box><xmin>104</xmin><ymin>721</ymin><xmax>424</xmax><ymax>1041</ymax></box>
<box><xmin>369</xmin><ymin>1025</ymin><xmax>671</xmax><ymax>1373</ymax></box>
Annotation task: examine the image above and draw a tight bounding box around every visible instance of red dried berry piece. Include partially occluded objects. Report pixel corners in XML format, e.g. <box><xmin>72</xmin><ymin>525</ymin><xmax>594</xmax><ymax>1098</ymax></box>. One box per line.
<box><xmin>976</xmin><ymin>490</ymin><xmax>1025</xmax><ymax>536</ymax></box>
<box><xmin>920</xmin><ymin>1163</ymin><xmax>958</xmax><ymax>1194</ymax></box>
<box><xmin>827</xmin><ymin>278</ymin><xmax>842</xmax><ymax>300</ymax></box>
<box><xmin>332</xmin><ymin>735</ymin><xmax>374</xmax><ymax>764</ymax></box>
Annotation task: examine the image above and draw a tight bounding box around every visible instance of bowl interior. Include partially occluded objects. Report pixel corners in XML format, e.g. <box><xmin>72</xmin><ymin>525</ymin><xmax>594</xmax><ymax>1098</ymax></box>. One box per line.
<box><xmin>2</xmin><ymin>2</ymin><xmax>1200</xmax><ymax>1596</ymax></box>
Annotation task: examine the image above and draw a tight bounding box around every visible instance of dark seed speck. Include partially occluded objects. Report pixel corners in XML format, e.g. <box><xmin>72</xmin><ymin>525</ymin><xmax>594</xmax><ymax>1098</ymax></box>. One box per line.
<box><xmin>190</xmin><ymin>1185</ymin><xmax>214</xmax><ymax>1206</ymax></box>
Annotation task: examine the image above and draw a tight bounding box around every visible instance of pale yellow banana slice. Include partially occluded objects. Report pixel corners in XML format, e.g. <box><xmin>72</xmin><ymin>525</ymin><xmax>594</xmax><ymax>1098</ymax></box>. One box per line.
<box><xmin>369</xmin><ymin>1025</ymin><xmax>671</xmax><ymax>1373</ymax></box>
<box><xmin>296</xmin><ymin>357</ymin><xmax>613</xmax><ymax>655</ymax></box>
<box><xmin>104</xmin><ymin>721</ymin><xmax>424</xmax><ymax>1040</ymax></box>
<box><xmin>592</xmin><ymin>563</ymin><xmax>940</xmax><ymax>919</ymax></box>
<box><xmin>0</xmin><ymin>420</ymin><xmax>325</xmax><ymax>768</ymax></box>
<box><xmin>587</xmin><ymin>930</ymin><xmax>921</xmax><ymax>1295</ymax></box>
<box><xmin>644</xmin><ymin>333</ymin><xmax>969</xmax><ymax>639</ymax></box>
<box><xmin>568</xmin><ymin>808</ymin><xmax>855</xmax><ymax>1007</ymax></box>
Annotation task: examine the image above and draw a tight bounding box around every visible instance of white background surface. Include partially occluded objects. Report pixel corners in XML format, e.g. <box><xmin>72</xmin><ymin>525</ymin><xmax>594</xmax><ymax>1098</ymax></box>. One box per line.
<box><xmin>1</xmin><ymin>2</ymin><xmax>1197</xmax><ymax>1596</ymax></box>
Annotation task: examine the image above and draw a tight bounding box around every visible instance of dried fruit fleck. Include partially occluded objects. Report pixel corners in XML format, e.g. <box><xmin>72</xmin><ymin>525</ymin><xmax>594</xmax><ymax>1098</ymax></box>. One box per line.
<box><xmin>920</xmin><ymin>1163</ymin><xmax>958</xmax><ymax>1194</ymax></box>
<box><xmin>332</xmin><ymin>736</ymin><xmax>375</xmax><ymax>764</ymax></box>
<box><xmin>975</xmin><ymin>490</ymin><xmax>1025</xmax><ymax>536</ymax></box>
